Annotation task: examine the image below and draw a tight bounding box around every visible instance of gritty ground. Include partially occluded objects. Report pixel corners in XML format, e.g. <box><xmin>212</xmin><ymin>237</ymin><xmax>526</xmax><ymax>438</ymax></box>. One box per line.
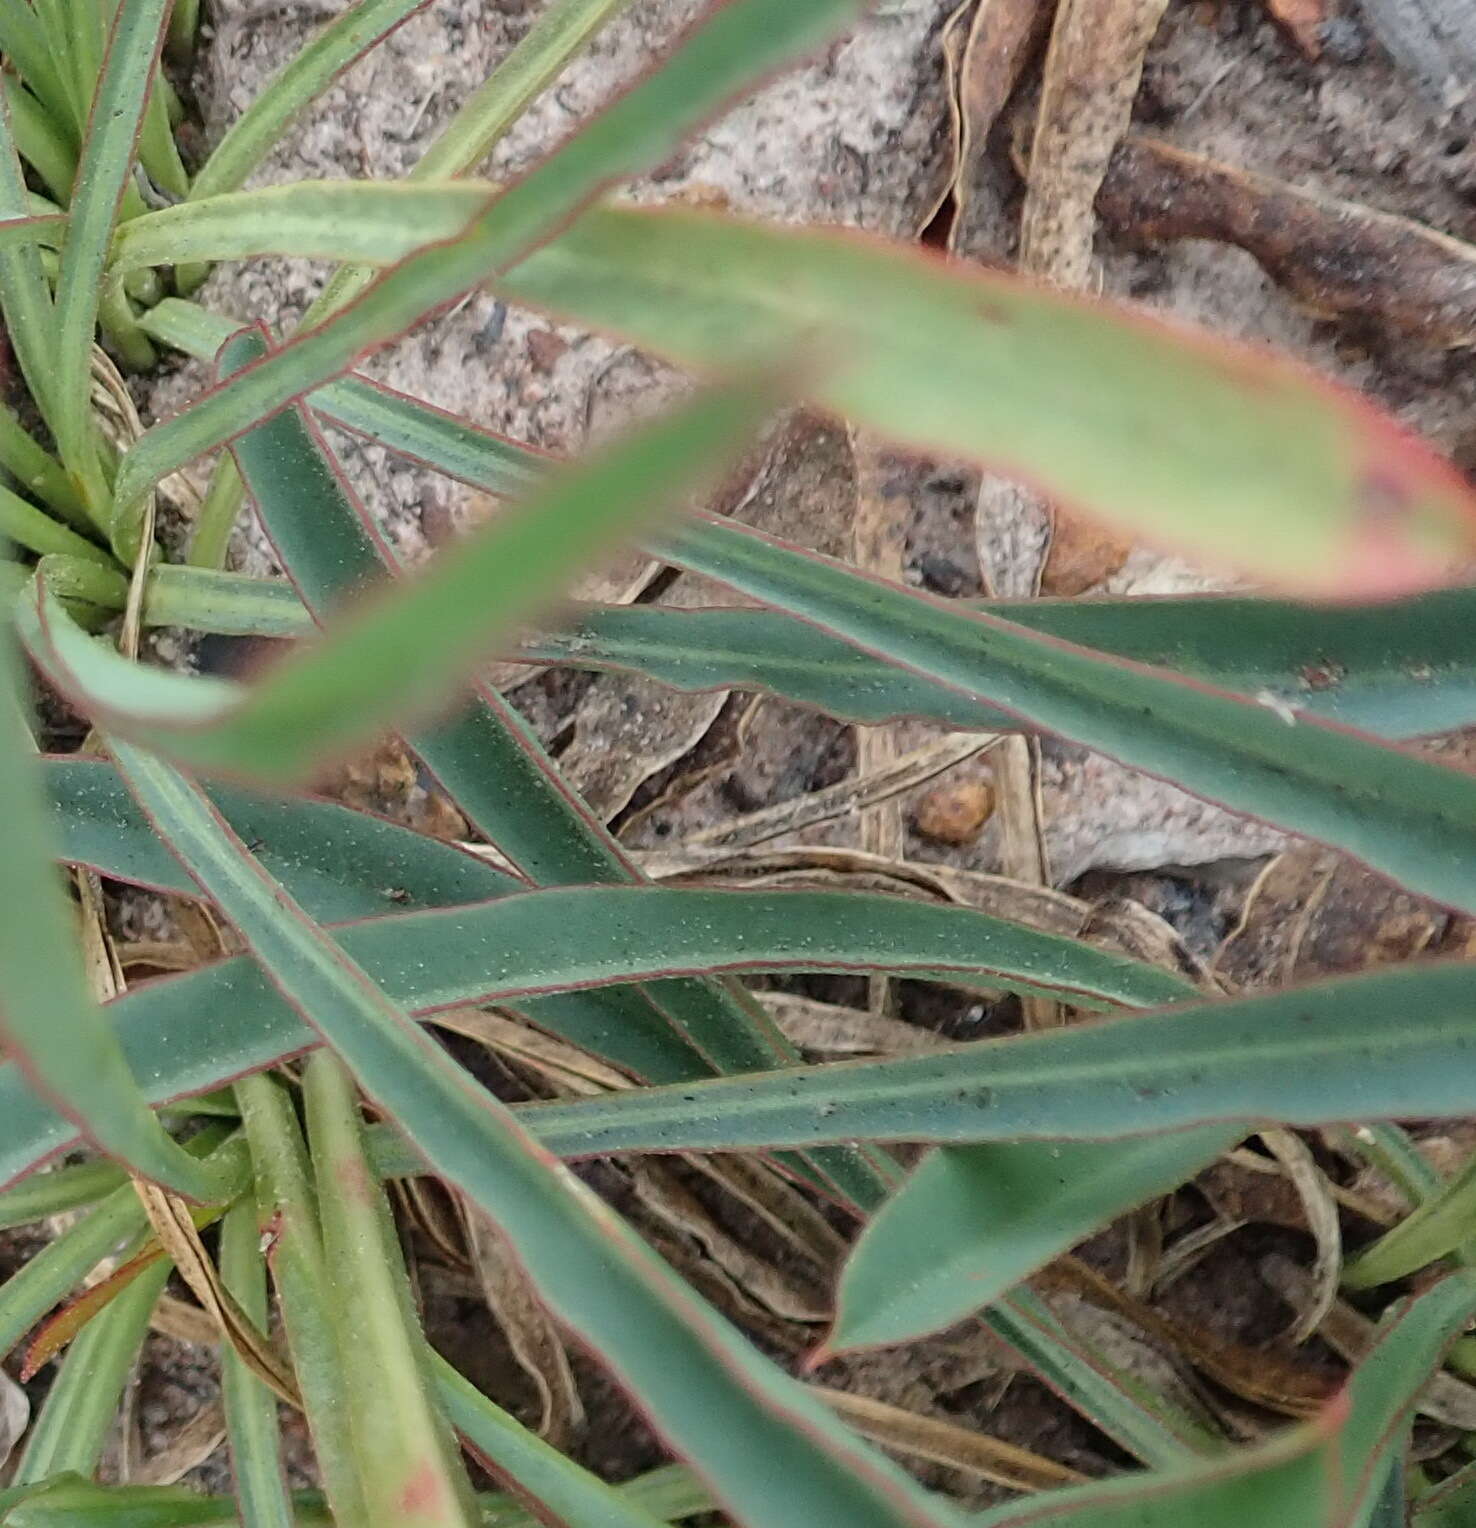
<box><xmin>8</xmin><ymin>0</ymin><xmax>1476</xmax><ymax>1510</ymax></box>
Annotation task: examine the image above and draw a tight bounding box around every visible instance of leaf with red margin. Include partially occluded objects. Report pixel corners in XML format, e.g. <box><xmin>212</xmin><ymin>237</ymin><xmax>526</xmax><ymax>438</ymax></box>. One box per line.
<box><xmin>495</xmin><ymin>205</ymin><xmax>1476</xmax><ymax>597</ymax></box>
<box><xmin>135</xmin><ymin>308</ymin><xmax>1476</xmax><ymax>913</ymax></box>
<box><xmin>649</xmin><ymin>515</ymin><xmax>1476</xmax><ymax>917</ymax></box>
<box><xmin>110</xmin><ymin>741</ymin><xmax>971</xmax><ymax>1528</ymax></box>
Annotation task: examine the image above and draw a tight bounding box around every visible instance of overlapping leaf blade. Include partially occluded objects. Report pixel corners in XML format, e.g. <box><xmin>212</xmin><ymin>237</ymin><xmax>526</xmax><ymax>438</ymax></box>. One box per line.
<box><xmin>652</xmin><ymin>516</ymin><xmax>1476</xmax><ymax>916</ymax></box>
<box><xmin>832</xmin><ymin>1129</ymin><xmax>1241</xmax><ymax>1351</ymax></box>
<box><xmin>23</xmin><ymin>378</ymin><xmax>779</xmax><ymax>782</ymax></box>
<box><xmin>140</xmin><ymin>309</ymin><xmax>1476</xmax><ymax>912</ymax></box>
<box><xmin>495</xmin><ymin>205</ymin><xmax>1476</xmax><ymax>596</ymax></box>
<box><xmin>0</xmin><ymin>877</ymin><xmax>1199</xmax><ymax>1189</ymax></box>
<box><xmin>111</xmin><ymin>743</ymin><xmax>969</xmax><ymax>1528</ymax></box>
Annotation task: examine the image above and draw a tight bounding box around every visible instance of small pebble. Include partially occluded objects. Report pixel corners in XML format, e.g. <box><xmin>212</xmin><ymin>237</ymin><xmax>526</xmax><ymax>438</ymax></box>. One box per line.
<box><xmin>913</xmin><ymin>779</ymin><xmax>995</xmax><ymax>844</ymax></box>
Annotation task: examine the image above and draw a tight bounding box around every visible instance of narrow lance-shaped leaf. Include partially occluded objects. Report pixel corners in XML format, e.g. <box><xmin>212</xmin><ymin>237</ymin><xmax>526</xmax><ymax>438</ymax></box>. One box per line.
<box><xmin>185</xmin><ymin>0</ymin><xmax>433</xmax><ymax>202</ymax></box>
<box><xmin>495</xmin><ymin>204</ymin><xmax>1476</xmax><ymax>597</ymax></box>
<box><xmin>51</xmin><ymin>0</ymin><xmax>171</xmax><ymax>499</ymax></box>
<box><xmin>0</xmin><ymin>628</ymin><xmax>229</xmax><ymax>1201</ymax></box>
<box><xmin>111</xmin><ymin>742</ymin><xmax>970</xmax><ymax>1528</ymax></box>
<box><xmin>17</xmin><ymin>892</ymin><xmax>1476</xmax><ymax>1194</ymax></box>
<box><xmin>218</xmin><ymin>1200</ymin><xmax>295</xmax><ymax>1528</ymax></box>
<box><xmin>25</xmin><ymin>378</ymin><xmax>779</xmax><ymax>783</ymax></box>
<box><xmin>237</xmin><ymin>1072</ymin><xmax>369</xmax><ymax>1526</ymax></box>
<box><xmin>651</xmin><ymin>515</ymin><xmax>1476</xmax><ymax>918</ymax></box>
<box><xmin>517</xmin><ymin>590</ymin><xmax>1476</xmax><ymax>742</ymax></box>
<box><xmin>0</xmin><ymin>89</ymin><xmax>59</xmax><ymax>430</ymax></box>
<box><xmin>304</xmin><ymin>1051</ymin><xmax>479</xmax><ymax>1528</ymax></box>
<box><xmin>113</xmin><ymin>181</ymin><xmax>492</xmax><ymax>274</ymax></box>
<box><xmin>109</xmin><ymin>0</ymin><xmax>865</xmax><ymax>525</ymax></box>
<box><xmin>0</xmin><ymin>873</ymin><xmax>1203</xmax><ymax>1192</ymax></box>
<box><xmin>831</xmin><ymin>1128</ymin><xmax>1242</xmax><ymax>1352</ymax></box>
<box><xmin>44</xmin><ymin>755</ymin><xmax>518</xmax><ymax>921</ymax></box>
<box><xmin>505</xmin><ymin>957</ymin><xmax>1476</xmax><ymax>1160</ymax></box>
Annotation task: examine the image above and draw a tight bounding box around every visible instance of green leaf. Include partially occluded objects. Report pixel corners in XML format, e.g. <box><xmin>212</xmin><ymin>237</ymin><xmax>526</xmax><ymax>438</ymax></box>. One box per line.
<box><xmin>29</xmin><ymin>378</ymin><xmax>778</xmax><ymax>783</ymax></box>
<box><xmin>430</xmin><ymin>1358</ymin><xmax>677</xmax><ymax>1528</ymax></box>
<box><xmin>522</xmin><ymin>587</ymin><xmax>1476</xmax><ymax>742</ymax></box>
<box><xmin>0</xmin><ymin>90</ymin><xmax>61</xmax><ymax>431</ymax></box>
<box><xmin>651</xmin><ymin>515</ymin><xmax>1476</xmax><ymax>917</ymax></box>
<box><xmin>219</xmin><ymin>1201</ymin><xmax>295</xmax><ymax>1528</ymax></box>
<box><xmin>508</xmin><ymin>956</ymin><xmax>1476</xmax><ymax>1158</ymax></box>
<box><xmin>976</xmin><ymin>1415</ymin><xmax>1336</xmax><ymax>1526</ymax></box>
<box><xmin>141</xmin><ymin>297</ymin><xmax>545</xmax><ymax>501</ymax></box>
<box><xmin>11</xmin><ymin>885</ymin><xmax>1476</xmax><ymax>1191</ymax></box>
<box><xmin>0</xmin><ymin>1180</ymin><xmax>152</xmax><ymax>1361</ymax></box>
<box><xmin>0</xmin><ymin>1158</ymin><xmax>124</xmax><ymax>1231</ymax></box>
<box><xmin>237</xmin><ymin>1072</ymin><xmax>370</xmax><ymax>1526</ymax></box>
<box><xmin>0</xmin><ymin>629</ymin><xmax>228</xmax><ymax>1200</ymax></box>
<box><xmin>305</xmin><ymin>1051</ymin><xmax>479</xmax><ymax>1528</ymax></box>
<box><xmin>113</xmin><ymin>745</ymin><xmax>970</xmax><ymax>1528</ymax></box>
<box><xmin>45</xmin><ymin>754</ymin><xmax>515</xmax><ymax>919</ymax></box>
<box><xmin>0</xmin><ymin>208</ymin><xmax>62</xmax><ymax>252</ymax></box>
<box><xmin>25</xmin><ymin>753</ymin><xmax>915</xmax><ymax>1097</ymax></box>
<box><xmin>0</xmin><ymin>480</ymin><xmax>112</xmax><ymax>563</ymax></box>
<box><xmin>217</xmin><ymin>318</ymin><xmax>891</xmax><ymax>1215</ymax></box>
<box><xmin>832</xmin><ymin>1128</ymin><xmax>1240</xmax><ymax>1351</ymax></box>
<box><xmin>1344</xmin><ymin>1148</ymin><xmax>1476</xmax><ymax>1290</ymax></box>
<box><xmin>111</xmin><ymin>0</ymin><xmax>865</xmax><ymax>523</ymax></box>
<box><xmin>186</xmin><ymin>0</ymin><xmax>431</xmax><ymax>203</ymax></box>
<box><xmin>0</xmin><ymin>0</ymin><xmax>77</xmax><ymax>132</ymax></box>
<box><xmin>500</xmin><ymin>205</ymin><xmax>1476</xmax><ymax>597</ymax></box>
<box><xmin>3</xmin><ymin>79</ymin><xmax>78</xmax><ymax>203</ymax></box>
<box><xmin>0</xmin><ymin>871</ymin><xmax>1193</xmax><ymax>1174</ymax></box>
<box><xmin>50</xmin><ymin>0</ymin><xmax>171</xmax><ymax>496</ymax></box>
<box><xmin>113</xmin><ymin>180</ymin><xmax>492</xmax><ymax>272</ymax></box>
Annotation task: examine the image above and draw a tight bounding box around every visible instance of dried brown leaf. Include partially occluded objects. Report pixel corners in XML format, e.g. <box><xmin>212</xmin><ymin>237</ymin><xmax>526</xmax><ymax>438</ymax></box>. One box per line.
<box><xmin>813</xmin><ymin>1385</ymin><xmax>1084</xmax><ymax>1492</ymax></box>
<box><xmin>1260</xmin><ymin>1254</ymin><xmax>1476</xmax><ymax>1428</ymax></box>
<box><xmin>1099</xmin><ymin>137</ymin><xmax>1476</xmax><ymax>348</ymax></box>
<box><xmin>133</xmin><ymin>1400</ymin><xmax>227</xmax><ymax>1486</ymax></box>
<box><xmin>132</xmin><ymin>1182</ymin><xmax>300</xmax><ymax>1408</ymax></box>
<box><xmin>463</xmin><ymin>1202</ymin><xmax>584</xmax><ymax>1446</ymax></box>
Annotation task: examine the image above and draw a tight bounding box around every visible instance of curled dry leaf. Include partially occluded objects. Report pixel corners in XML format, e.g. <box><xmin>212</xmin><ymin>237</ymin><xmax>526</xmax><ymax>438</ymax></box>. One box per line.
<box><xmin>1099</xmin><ymin>136</ymin><xmax>1476</xmax><ymax>349</ymax></box>
<box><xmin>1259</xmin><ymin>1253</ymin><xmax>1476</xmax><ymax>1429</ymax></box>
<box><xmin>463</xmin><ymin>1202</ymin><xmax>585</xmax><ymax>1447</ymax></box>
<box><xmin>1042</xmin><ymin>1256</ymin><xmax>1336</xmax><ymax>1418</ymax></box>
<box><xmin>131</xmin><ymin>1181</ymin><xmax>300</xmax><ymax>1408</ymax></box>
<box><xmin>757</xmin><ymin>992</ymin><xmax>952</xmax><ymax>1057</ymax></box>
<box><xmin>132</xmin><ymin>1400</ymin><xmax>228</xmax><ymax>1486</ymax></box>
<box><xmin>1257</xmin><ymin>1129</ymin><xmax>1342</xmax><ymax>1345</ymax></box>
